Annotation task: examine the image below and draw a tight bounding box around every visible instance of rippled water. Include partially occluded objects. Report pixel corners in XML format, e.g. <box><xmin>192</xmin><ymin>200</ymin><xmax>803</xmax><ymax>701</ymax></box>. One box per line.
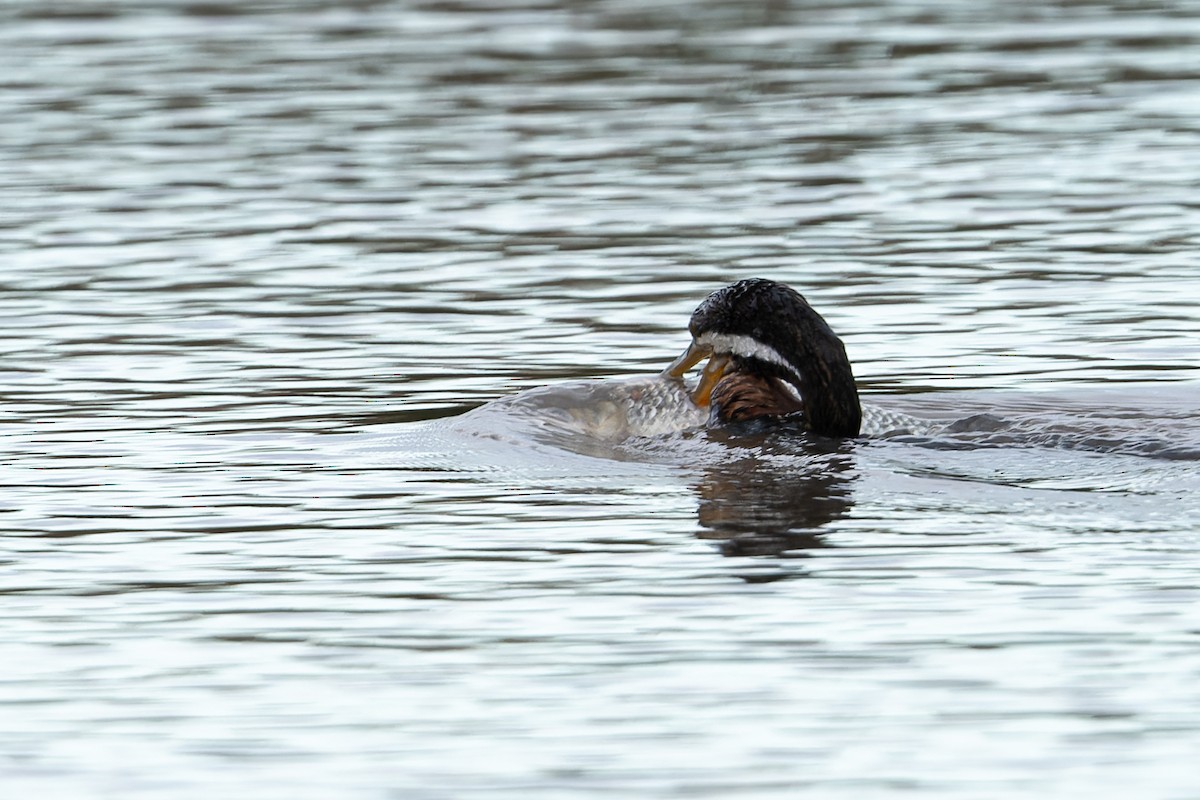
<box><xmin>3</xmin><ymin>0</ymin><xmax>1200</xmax><ymax>797</ymax></box>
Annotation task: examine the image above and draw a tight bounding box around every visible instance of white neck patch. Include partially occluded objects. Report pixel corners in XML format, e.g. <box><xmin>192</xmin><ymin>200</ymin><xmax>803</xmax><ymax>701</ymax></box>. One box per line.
<box><xmin>696</xmin><ymin>331</ymin><xmax>803</xmax><ymax>385</ymax></box>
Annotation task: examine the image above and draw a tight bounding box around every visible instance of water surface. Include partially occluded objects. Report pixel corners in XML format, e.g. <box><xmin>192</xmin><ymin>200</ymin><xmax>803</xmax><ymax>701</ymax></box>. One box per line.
<box><xmin>2</xmin><ymin>1</ymin><xmax>1200</xmax><ymax>797</ymax></box>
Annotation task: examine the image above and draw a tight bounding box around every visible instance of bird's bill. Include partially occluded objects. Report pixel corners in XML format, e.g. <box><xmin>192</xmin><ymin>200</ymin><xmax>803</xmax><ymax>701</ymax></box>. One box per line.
<box><xmin>663</xmin><ymin>340</ymin><xmax>711</xmax><ymax>379</ymax></box>
<box><xmin>692</xmin><ymin>353</ymin><xmax>732</xmax><ymax>407</ymax></box>
<box><xmin>663</xmin><ymin>340</ymin><xmax>730</xmax><ymax>408</ymax></box>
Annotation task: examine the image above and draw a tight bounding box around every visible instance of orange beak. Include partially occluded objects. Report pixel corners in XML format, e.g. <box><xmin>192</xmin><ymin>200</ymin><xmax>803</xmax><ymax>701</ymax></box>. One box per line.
<box><xmin>663</xmin><ymin>341</ymin><xmax>732</xmax><ymax>408</ymax></box>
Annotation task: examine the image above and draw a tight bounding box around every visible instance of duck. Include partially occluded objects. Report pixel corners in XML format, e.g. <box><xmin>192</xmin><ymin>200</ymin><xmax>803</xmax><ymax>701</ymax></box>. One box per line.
<box><xmin>663</xmin><ymin>278</ymin><xmax>862</xmax><ymax>437</ymax></box>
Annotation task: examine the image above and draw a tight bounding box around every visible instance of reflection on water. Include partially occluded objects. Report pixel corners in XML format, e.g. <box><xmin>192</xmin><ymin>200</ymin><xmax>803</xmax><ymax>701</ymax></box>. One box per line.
<box><xmin>694</xmin><ymin>440</ymin><xmax>856</xmax><ymax>559</ymax></box>
<box><xmin>3</xmin><ymin>0</ymin><xmax>1200</xmax><ymax>797</ymax></box>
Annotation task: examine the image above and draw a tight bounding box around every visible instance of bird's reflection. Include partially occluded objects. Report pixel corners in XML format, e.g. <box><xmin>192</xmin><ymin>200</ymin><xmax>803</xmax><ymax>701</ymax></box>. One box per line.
<box><xmin>693</xmin><ymin>431</ymin><xmax>856</xmax><ymax>558</ymax></box>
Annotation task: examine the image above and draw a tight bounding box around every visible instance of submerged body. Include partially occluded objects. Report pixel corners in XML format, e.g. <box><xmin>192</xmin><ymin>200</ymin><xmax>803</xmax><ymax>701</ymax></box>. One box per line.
<box><xmin>454</xmin><ymin>374</ymin><xmax>923</xmax><ymax>448</ymax></box>
<box><xmin>472</xmin><ymin>375</ymin><xmax>707</xmax><ymax>441</ymax></box>
<box><xmin>383</xmin><ymin>277</ymin><xmax>1196</xmax><ymax>470</ymax></box>
<box><xmin>455</xmin><ymin>279</ymin><xmax>893</xmax><ymax>447</ymax></box>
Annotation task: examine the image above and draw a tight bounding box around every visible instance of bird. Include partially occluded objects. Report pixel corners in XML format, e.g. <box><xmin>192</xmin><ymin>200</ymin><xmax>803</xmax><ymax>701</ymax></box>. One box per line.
<box><xmin>663</xmin><ymin>278</ymin><xmax>862</xmax><ymax>437</ymax></box>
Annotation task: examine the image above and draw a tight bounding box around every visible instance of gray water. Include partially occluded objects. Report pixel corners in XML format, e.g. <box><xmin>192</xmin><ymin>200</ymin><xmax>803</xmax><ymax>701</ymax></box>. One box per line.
<box><xmin>3</xmin><ymin>1</ymin><xmax>1200</xmax><ymax>797</ymax></box>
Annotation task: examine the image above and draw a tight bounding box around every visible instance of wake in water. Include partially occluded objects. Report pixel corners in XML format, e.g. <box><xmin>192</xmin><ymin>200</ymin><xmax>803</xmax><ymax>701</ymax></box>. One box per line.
<box><xmin>346</xmin><ymin>380</ymin><xmax>1199</xmax><ymax>558</ymax></box>
<box><xmin>869</xmin><ymin>385</ymin><xmax>1200</xmax><ymax>462</ymax></box>
<box><xmin>363</xmin><ymin>377</ymin><xmax>1198</xmax><ymax>473</ymax></box>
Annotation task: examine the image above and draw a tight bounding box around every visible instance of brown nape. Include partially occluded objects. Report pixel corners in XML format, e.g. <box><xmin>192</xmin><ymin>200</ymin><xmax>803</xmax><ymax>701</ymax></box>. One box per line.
<box><xmin>709</xmin><ymin>371</ymin><xmax>805</xmax><ymax>424</ymax></box>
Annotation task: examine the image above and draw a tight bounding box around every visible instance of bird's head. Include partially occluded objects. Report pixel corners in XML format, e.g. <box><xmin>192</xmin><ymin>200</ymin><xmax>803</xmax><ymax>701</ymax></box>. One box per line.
<box><xmin>664</xmin><ymin>278</ymin><xmax>861</xmax><ymax>437</ymax></box>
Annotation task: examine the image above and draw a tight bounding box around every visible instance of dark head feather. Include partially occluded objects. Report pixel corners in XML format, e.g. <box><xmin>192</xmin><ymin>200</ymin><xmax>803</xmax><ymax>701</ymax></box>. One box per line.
<box><xmin>689</xmin><ymin>279</ymin><xmax>861</xmax><ymax>437</ymax></box>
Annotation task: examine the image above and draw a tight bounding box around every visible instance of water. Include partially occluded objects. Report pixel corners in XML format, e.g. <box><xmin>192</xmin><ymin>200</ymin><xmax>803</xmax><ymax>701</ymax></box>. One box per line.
<box><xmin>3</xmin><ymin>0</ymin><xmax>1200</xmax><ymax>797</ymax></box>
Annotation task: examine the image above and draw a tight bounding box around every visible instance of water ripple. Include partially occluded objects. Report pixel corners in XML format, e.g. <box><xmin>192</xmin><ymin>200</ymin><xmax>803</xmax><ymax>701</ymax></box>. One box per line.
<box><xmin>3</xmin><ymin>0</ymin><xmax>1200</xmax><ymax>797</ymax></box>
